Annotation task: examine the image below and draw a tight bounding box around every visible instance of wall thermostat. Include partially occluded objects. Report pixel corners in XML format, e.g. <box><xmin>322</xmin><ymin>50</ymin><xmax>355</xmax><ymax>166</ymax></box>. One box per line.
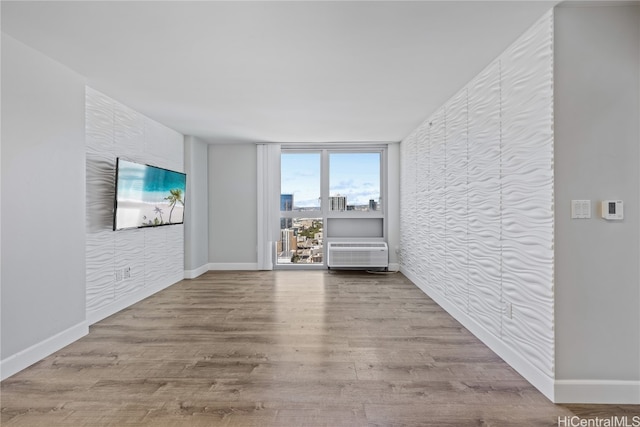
<box><xmin>601</xmin><ymin>200</ymin><xmax>623</xmax><ymax>220</ymax></box>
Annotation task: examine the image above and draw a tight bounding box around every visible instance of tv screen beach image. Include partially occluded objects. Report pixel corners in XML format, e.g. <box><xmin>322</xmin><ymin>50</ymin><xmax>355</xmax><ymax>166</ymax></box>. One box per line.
<box><xmin>114</xmin><ymin>159</ymin><xmax>186</xmax><ymax>230</ymax></box>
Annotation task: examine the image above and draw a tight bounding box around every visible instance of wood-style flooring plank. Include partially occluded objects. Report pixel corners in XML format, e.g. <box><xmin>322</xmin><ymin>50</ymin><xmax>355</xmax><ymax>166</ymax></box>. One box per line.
<box><xmin>1</xmin><ymin>270</ymin><xmax>638</xmax><ymax>426</ymax></box>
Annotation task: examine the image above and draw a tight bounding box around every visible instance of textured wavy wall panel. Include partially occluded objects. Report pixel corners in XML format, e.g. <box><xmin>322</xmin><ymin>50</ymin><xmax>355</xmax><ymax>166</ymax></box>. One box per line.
<box><xmin>86</xmin><ymin>230</ymin><xmax>114</xmax><ymax>312</ymax></box>
<box><xmin>114</xmin><ymin>103</ymin><xmax>144</xmax><ymax>161</ymax></box>
<box><xmin>407</xmin><ymin>133</ymin><xmax>418</xmax><ymax>274</ymax></box>
<box><xmin>86</xmin><ymin>153</ymin><xmax>115</xmax><ymax>232</ymax></box>
<box><xmin>115</xmin><ymin>229</ymin><xmax>145</xmax><ymax>299</ymax></box>
<box><xmin>144</xmin><ymin>120</ymin><xmax>184</xmax><ymax>178</ymax></box>
<box><xmin>86</xmin><ymin>88</ymin><xmax>117</xmax><ymax>312</ymax></box>
<box><xmin>399</xmin><ymin>138</ymin><xmax>409</xmax><ymax>268</ymax></box>
<box><xmin>500</xmin><ymin>11</ymin><xmax>554</xmax><ymax>376</ymax></box>
<box><xmin>144</xmin><ymin>227</ymin><xmax>168</xmax><ymax>286</ymax></box>
<box><xmin>86</xmin><ymin>88</ymin><xmax>116</xmax><ymax>233</ymax></box>
<box><xmin>86</xmin><ymin>88</ymin><xmax>114</xmax><ymax>156</ymax></box>
<box><xmin>415</xmin><ymin>121</ymin><xmax>430</xmax><ymax>286</ymax></box>
<box><xmin>166</xmin><ymin>132</ymin><xmax>185</xmax><ymax>173</ymax></box>
<box><xmin>144</xmin><ymin>119</ymin><xmax>184</xmax><ymax>171</ymax></box>
<box><xmin>400</xmin><ymin>10</ymin><xmax>554</xmax><ymax>379</ymax></box>
<box><xmin>428</xmin><ymin>109</ymin><xmax>447</xmax><ymax>296</ymax></box>
<box><xmin>144</xmin><ymin>119</ymin><xmax>170</xmax><ymax>168</ymax></box>
<box><xmin>166</xmin><ymin>225</ymin><xmax>186</xmax><ymax>281</ymax></box>
<box><xmin>416</xmin><ymin>123</ymin><xmax>429</xmax><ymax>194</ymax></box>
<box><xmin>400</xmin><ymin>133</ymin><xmax>418</xmax><ymax>274</ymax></box>
<box><xmin>444</xmin><ymin>90</ymin><xmax>469</xmax><ymax>310</ymax></box>
<box><xmin>467</xmin><ymin>61</ymin><xmax>502</xmax><ymax>338</ymax></box>
<box><xmin>85</xmin><ymin>88</ymin><xmax>185</xmax><ymax>321</ymax></box>
<box><xmin>86</xmin><ymin>173</ymin><xmax>115</xmax><ymax>307</ymax></box>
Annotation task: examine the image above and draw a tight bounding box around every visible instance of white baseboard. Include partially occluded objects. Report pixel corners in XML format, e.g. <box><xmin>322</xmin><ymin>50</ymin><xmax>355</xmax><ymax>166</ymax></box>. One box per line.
<box><xmin>401</xmin><ymin>267</ymin><xmax>555</xmax><ymax>402</ymax></box>
<box><xmin>208</xmin><ymin>263</ymin><xmax>258</xmax><ymax>271</ymax></box>
<box><xmin>555</xmin><ymin>380</ymin><xmax>640</xmax><ymax>404</ymax></box>
<box><xmin>388</xmin><ymin>263</ymin><xmax>400</xmax><ymax>272</ymax></box>
<box><xmin>1</xmin><ymin>321</ymin><xmax>88</xmax><ymax>381</ymax></box>
<box><xmin>184</xmin><ymin>264</ymin><xmax>209</xmax><ymax>279</ymax></box>
<box><xmin>87</xmin><ymin>276</ymin><xmax>180</xmax><ymax>325</ymax></box>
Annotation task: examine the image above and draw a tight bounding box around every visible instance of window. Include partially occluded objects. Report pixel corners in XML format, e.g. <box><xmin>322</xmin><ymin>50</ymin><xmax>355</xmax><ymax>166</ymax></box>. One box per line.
<box><xmin>279</xmin><ymin>152</ymin><xmax>323</xmax><ymax>265</ymax></box>
<box><xmin>280</xmin><ymin>152</ymin><xmax>321</xmax><ymax>211</ymax></box>
<box><xmin>277</xmin><ymin>147</ymin><xmax>386</xmax><ymax>267</ymax></box>
<box><xmin>329</xmin><ymin>152</ymin><xmax>381</xmax><ymax>212</ymax></box>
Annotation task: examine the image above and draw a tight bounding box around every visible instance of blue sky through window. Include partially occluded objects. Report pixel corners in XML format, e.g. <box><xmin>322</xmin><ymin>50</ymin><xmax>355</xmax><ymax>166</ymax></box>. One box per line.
<box><xmin>329</xmin><ymin>152</ymin><xmax>380</xmax><ymax>207</ymax></box>
<box><xmin>281</xmin><ymin>152</ymin><xmax>380</xmax><ymax>208</ymax></box>
<box><xmin>281</xmin><ymin>153</ymin><xmax>321</xmax><ymax>208</ymax></box>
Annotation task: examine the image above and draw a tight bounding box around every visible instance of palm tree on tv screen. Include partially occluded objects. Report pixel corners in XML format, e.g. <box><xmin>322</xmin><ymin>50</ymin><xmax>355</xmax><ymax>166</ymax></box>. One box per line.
<box><xmin>154</xmin><ymin>206</ymin><xmax>164</xmax><ymax>224</ymax></box>
<box><xmin>165</xmin><ymin>189</ymin><xmax>184</xmax><ymax>223</ymax></box>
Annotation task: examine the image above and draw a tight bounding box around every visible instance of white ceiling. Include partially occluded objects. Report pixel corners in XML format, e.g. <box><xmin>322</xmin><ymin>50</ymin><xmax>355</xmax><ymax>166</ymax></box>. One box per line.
<box><xmin>1</xmin><ymin>1</ymin><xmax>557</xmax><ymax>144</ymax></box>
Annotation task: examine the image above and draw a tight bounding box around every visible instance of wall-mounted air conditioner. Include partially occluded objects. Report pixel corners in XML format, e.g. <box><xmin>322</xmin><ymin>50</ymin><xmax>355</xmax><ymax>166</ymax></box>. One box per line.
<box><xmin>327</xmin><ymin>242</ymin><xmax>388</xmax><ymax>269</ymax></box>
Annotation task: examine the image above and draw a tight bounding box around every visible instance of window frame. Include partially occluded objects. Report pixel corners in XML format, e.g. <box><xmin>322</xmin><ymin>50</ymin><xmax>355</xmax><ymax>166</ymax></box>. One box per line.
<box><xmin>326</xmin><ymin>149</ymin><xmax>385</xmax><ymax>218</ymax></box>
<box><xmin>277</xmin><ymin>144</ymin><xmax>388</xmax><ymax>269</ymax></box>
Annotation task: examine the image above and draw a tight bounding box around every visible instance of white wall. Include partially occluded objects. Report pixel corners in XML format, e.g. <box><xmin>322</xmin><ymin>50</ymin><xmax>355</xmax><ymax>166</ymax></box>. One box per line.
<box><xmin>85</xmin><ymin>88</ymin><xmax>185</xmax><ymax>324</ymax></box>
<box><xmin>400</xmin><ymin>10</ymin><xmax>556</xmax><ymax>399</ymax></box>
<box><xmin>208</xmin><ymin>143</ymin><xmax>258</xmax><ymax>269</ymax></box>
<box><xmin>554</xmin><ymin>3</ymin><xmax>640</xmax><ymax>404</ymax></box>
<box><xmin>184</xmin><ymin>136</ymin><xmax>209</xmax><ymax>277</ymax></box>
<box><xmin>1</xmin><ymin>34</ymin><xmax>87</xmax><ymax>379</ymax></box>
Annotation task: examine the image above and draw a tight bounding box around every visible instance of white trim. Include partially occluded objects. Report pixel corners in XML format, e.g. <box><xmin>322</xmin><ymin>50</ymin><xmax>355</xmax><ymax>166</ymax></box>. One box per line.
<box><xmin>184</xmin><ymin>264</ymin><xmax>209</xmax><ymax>279</ymax></box>
<box><xmin>554</xmin><ymin>380</ymin><xmax>640</xmax><ymax>404</ymax></box>
<box><xmin>208</xmin><ymin>263</ymin><xmax>259</xmax><ymax>271</ymax></box>
<box><xmin>87</xmin><ymin>274</ymin><xmax>182</xmax><ymax>325</ymax></box>
<box><xmin>402</xmin><ymin>267</ymin><xmax>556</xmax><ymax>402</ymax></box>
<box><xmin>1</xmin><ymin>321</ymin><xmax>88</xmax><ymax>381</ymax></box>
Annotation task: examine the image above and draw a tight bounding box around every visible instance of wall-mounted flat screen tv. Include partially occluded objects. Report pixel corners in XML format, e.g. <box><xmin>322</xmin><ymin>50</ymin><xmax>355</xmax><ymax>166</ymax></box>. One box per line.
<box><xmin>113</xmin><ymin>158</ymin><xmax>186</xmax><ymax>231</ymax></box>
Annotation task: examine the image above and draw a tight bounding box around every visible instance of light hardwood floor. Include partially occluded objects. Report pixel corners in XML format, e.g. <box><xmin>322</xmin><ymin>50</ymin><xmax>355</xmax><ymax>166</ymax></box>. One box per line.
<box><xmin>1</xmin><ymin>270</ymin><xmax>638</xmax><ymax>426</ymax></box>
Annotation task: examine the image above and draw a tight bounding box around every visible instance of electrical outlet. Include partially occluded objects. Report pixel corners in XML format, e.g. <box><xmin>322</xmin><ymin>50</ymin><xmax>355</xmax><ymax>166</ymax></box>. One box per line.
<box><xmin>115</xmin><ymin>270</ymin><xmax>123</xmax><ymax>282</ymax></box>
<box><xmin>124</xmin><ymin>267</ymin><xmax>131</xmax><ymax>279</ymax></box>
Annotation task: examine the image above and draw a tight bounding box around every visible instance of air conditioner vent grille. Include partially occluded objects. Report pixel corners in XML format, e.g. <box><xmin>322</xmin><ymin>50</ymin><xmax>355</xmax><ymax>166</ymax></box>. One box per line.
<box><xmin>327</xmin><ymin>242</ymin><xmax>389</xmax><ymax>268</ymax></box>
<box><xmin>330</xmin><ymin>243</ymin><xmax>387</xmax><ymax>248</ymax></box>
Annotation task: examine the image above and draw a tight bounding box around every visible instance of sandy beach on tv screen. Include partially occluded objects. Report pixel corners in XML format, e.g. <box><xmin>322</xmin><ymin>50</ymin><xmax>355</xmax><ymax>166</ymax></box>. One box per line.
<box><xmin>116</xmin><ymin>200</ymin><xmax>184</xmax><ymax>228</ymax></box>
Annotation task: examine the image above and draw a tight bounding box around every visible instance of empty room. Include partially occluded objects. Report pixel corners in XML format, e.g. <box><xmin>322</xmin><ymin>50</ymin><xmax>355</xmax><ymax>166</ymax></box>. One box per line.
<box><xmin>1</xmin><ymin>1</ymin><xmax>639</xmax><ymax>425</ymax></box>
